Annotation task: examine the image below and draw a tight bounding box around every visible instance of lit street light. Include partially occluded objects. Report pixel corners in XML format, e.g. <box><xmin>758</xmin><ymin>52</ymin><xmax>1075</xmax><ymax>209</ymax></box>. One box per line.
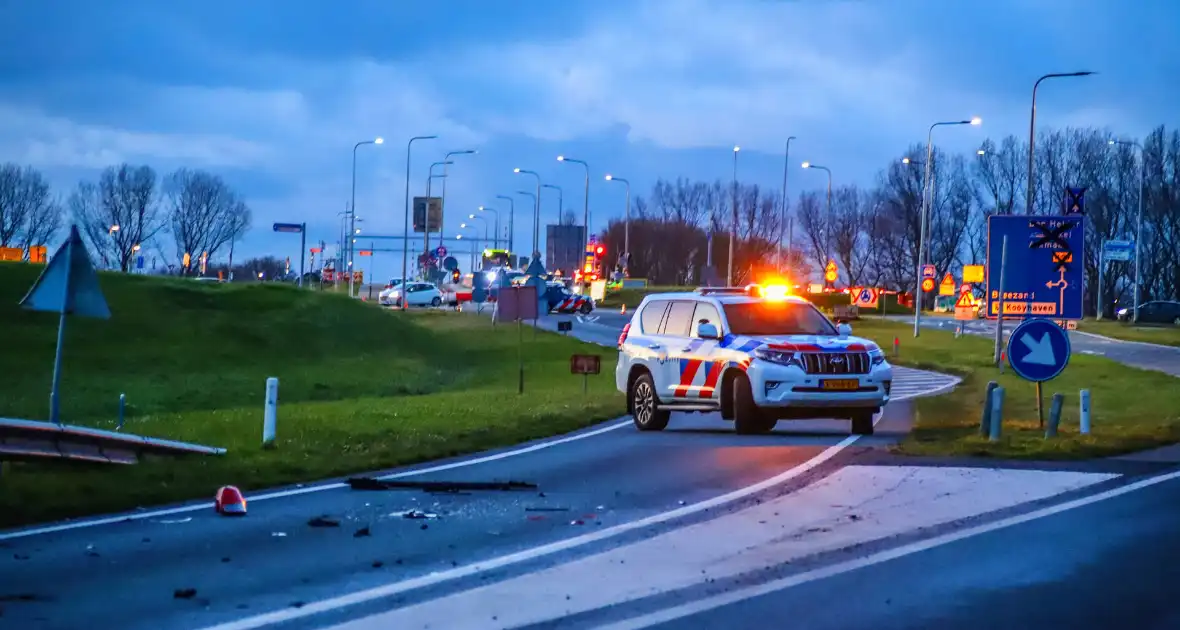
<box><xmin>604</xmin><ymin>174</ymin><xmax>631</xmax><ymax>276</ymax></box>
<box><xmin>513</xmin><ymin>167</ymin><xmax>543</xmax><ymax>260</ymax></box>
<box><xmin>477</xmin><ymin>206</ymin><xmax>499</xmax><ymax>249</ymax></box>
<box><xmin>801</xmin><ymin>161</ymin><xmax>833</xmax><ymax>275</ymax></box>
<box><xmin>467</xmin><ymin>213</ymin><xmax>489</xmax><ymax>245</ymax></box>
<box><xmin>515</xmin><ymin>189</ymin><xmax>538</xmax><ymax>262</ymax></box>
<box><xmin>1027</xmin><ymin>72</ymin><xmax>1096</xmax><ymax>214</ymax></box>
<box><xmin>557</xmin><ymin>155</ymin><xmax>592</xmax><ymax>279</ymax></box>
<box><xmin>349</xmin><ymin>137</ymin><xmax>383</xmax><ymax>298</ymax></box>
<box><xmin>423</xmin><ymin>160</ymin><xmax>453</xmax><ymax>277</ymax></box>
<box><xmin>401</xmin><ymin>135</ymin><xmax>438</xmax><ymax>310</ymax></box>
<box><xmin>912</xmin><ymin>116</ymin><xmax>981</xmax><ymax>338</ymax></box>
<box><xmin>495</xmin><ymin>195</ymin><xmax>516</xmax><ymax>255</ymax></box>
<box><xmin>1110</xmin><ymin>138</ymin><xmax>1146</xmax><ymax>323</ymax></box>
<box><xmin>729</xmin><ymin>145</ymin><xmax>740</xmax><ymax>287</ymax></box>
<box><xmin>439</xmin><ymin>149</ymin><xmax>477</xmax><ymax>248</ymax></box>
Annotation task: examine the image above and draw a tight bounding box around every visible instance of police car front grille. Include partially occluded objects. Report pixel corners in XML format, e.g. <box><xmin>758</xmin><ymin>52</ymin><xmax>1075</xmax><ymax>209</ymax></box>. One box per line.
<box><xmin>800</xmin><ymin>352</ymin><xmax>870</xmax><ymax>375</ymax></box>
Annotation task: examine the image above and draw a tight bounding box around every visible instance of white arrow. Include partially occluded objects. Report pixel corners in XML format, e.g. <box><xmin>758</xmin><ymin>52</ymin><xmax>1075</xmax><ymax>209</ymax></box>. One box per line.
<box><xmin>1020</xmin><ymin>332</ymin><xmax>1057</xmax><ymax>366</ymax></box>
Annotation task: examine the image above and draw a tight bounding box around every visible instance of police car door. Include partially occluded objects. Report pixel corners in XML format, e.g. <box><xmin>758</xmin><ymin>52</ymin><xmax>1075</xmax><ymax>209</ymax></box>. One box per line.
<box><xmin>658</xmin><ymin>300</ymin><xmax>699</xmax><ymax>399</ymax></box>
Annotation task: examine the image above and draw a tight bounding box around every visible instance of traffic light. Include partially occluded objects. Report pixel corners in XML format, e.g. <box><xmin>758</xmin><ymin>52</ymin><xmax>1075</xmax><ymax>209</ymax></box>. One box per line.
<box><xmin>595</xmin><ymin>244</ymin><xmax>605</xmax><ymax>258</ymax></box>
<box><xmin>451</xmin><ymin>269</ymin><xmax>460</xmax><ymax>283</ymax></box>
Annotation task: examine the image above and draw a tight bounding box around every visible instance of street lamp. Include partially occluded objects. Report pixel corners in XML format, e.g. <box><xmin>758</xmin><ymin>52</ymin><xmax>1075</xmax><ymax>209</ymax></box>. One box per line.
<box><xmin>1110</xmin><ymin>138</ymin><xmax>1146</xmax><ymax>323</ymax></box>
<box><xmin>604</xmin><ymin>174</ymin><xmax>631</xmax><ymax>276</ymax></box>
<box><xmin>439</xmin><ymin>149</ymin><xmax>477</xmax><ymax>247</ymax></box>
<box><xmin>350</xmin><ymin>137</ymin><xmax>383</xmax><ymax>298</ymax></box>
<box><xmin>801</xmin><ymin>161</ymin><xmax>833</xmax><ymax>268</ymax></box>
<box><xmin>423</xmin><ymin>160</ymin><xmax>452</xmax><ymax>276</ymax></box>
<box><xmin>557</xmin><ymin>155</ymin><xmax>591</xmax><ymax>277</ymax></box>
<box><xmin>780</xmin><ymin>136</ymin><xmax>797</xmax><ymax>270</ymax></box>
<box><xmin>402</xmin><ymin>135</ymin><xmax>438</xmax><ymax>310</ymax></box>
<box><xmin>729</xmin><ymin>145</ymin><xmax>740</xmax><ymax>287</ymax></box>
<box><xmin>477</xmin><ymin>205</ymin><xmax>499</xmax><ymax>249</ymax></box>
<box><xmin>516</xmin><ymin>189</ymin><xmax>537</xmax><ymax>264</ymax></box>
<box><xmin>467</xmin><ymin>214</ymin><xmax>489</xmax><ymax>245</ymax></box>
<box><xmin>912</xmin><ymin>117</ymin><xmax>981</xmax><ymax>338</ymax></box>
<box><xmin>513</xmin><ymin>167</ymin><xmax>543</xmax><ymax>260</ymax></box>
<box><xmin>495</xmin><ymin>194</ymin><xmax>516</xmax><ymax>255</ymax></box>
<box><xmin>1027</xmin><ymin>72</ymin><xmax>1096</xmax><ymax>214</ymax></box>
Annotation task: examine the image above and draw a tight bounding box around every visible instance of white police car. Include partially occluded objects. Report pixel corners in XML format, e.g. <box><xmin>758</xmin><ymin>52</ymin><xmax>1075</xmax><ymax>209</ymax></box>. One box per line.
<box><xmin>615</xmin><ymin>285</ymin><xmax>893</xmax><ymax>435</ymax></box>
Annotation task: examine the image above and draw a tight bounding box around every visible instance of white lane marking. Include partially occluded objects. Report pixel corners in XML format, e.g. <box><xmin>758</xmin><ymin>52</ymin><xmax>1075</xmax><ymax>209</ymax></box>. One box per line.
<box><xmin>334</xmin><ymin>467</ymin><xmax>1114</xmax><ymax>630</ymax></box>
<box><xmin>1072</xmin><ymin>328</ymin><xmax>1180</xmax><ymax>351</ymax></box>
<box><xmin>199</xmin><ymin>380</ymin><xmax>957</xmax><ymax>630</ymax></box>
<box><xmin>0</xmin><ymin>419</ymin><xmax>632</xmax><ymax>542</ymax></box>
<box><xmin>602</xmin><ymin>467</ymin><xmax>1180</xmax><ymax>630</ymax></box>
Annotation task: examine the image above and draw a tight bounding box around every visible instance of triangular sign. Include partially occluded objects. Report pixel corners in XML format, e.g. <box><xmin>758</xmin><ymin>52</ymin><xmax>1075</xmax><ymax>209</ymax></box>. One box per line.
<box><xmin>20</xmin><ymin>225</ymin><xmax>111</xmax><ymax>319</ymax></box>
<box><xmin>524</xmin><ymin>256</ymin><xmax>548</xmax><ymax>279</ymax></box>
<box><xmin>941</xmin><ymin>273</ymin><xmax>954</xmax><ymax>286</ymax></box>
<box><xmin>955</xmin><ymin>292</ymin><xmax>973</xmax><ymax>308</ymax></box>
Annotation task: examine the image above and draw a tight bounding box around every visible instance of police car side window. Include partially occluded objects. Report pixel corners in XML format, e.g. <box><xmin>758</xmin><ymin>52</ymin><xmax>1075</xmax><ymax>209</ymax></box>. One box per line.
<box><xmin>691</xmin><ymin>303</ymin><xmax>721</xmax><ymax>336</ymax></box>
<box><xmin>640</xmin><ymin>300</ymin><xmax>670</xmax><ymax>335</ymax></box>
<box><xmin>661</xmin><ymin>301</ymin><xmax>696</xmax><ymax>337</ymax></box>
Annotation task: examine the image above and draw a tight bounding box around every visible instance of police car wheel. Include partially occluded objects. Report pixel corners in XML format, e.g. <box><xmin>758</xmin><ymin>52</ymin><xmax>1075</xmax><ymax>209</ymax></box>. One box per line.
<box><xmin>733</xmin><ymin>373</ymin><xmax>775</xmax><ymax>434</ymax></box>
<box><xmin>579</xmin><ymin>302</ymin><xmax>593</xmax><ymax>314</ymax></box>
<box><xmin>851</xmin><ymin>412</ymin><xmax>875</xmax><ymax>436</ymax></box>
<box><xmin>629</xmin><ymin>372</ymin><xmax>670</xmax><ymax>431</ymax></box>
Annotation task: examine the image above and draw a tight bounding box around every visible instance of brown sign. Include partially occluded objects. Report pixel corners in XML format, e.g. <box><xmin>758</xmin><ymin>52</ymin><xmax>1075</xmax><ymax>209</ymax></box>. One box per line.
<box><xmin>494</xmin><ymin>284</ymin><xmax>539</xmax><ymax>322</ymax></box>
<box><xmin>570</xmin><ymin>354</ymin><xmax>601</xmax><ymax>375</ymax></box>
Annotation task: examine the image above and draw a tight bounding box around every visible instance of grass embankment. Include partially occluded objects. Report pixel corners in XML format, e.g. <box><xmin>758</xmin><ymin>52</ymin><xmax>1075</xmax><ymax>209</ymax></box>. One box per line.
<box><xmin>598</xmin><ymin>285</ymin><xmax>689</xmax><ymax>309</ymax></box>
<box><xmin>0</xmin><ymin>263</ymin><xmax>624</xmax><ymax>528</ymax></box>
<box><xmin>1077</xmin><ymin>319</ymin><xmax>1180</xmax><ymax>347</ymax></box>
<box><xmin>850</xmin><ymin>319</ymin><xmax>1180</xmax><ymax>460</ymax></box>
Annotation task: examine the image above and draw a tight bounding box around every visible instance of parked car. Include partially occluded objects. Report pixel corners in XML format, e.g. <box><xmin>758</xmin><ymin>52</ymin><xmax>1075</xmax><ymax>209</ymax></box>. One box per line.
<box><xmin>1116</xmin><ymin>300</ymin><xmax>1180</xmax><ymax>324</ymax></box>
<box><xmin>378</xmin><ymin>280</ymin><xmax>406</xmax><ymax>306</ymax></box>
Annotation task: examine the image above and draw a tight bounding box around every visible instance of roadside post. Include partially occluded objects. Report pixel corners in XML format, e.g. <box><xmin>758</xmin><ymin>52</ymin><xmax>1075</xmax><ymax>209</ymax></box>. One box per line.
<box><xmin>980</xmin><ymin>381</ymin><xmax>998</xmax><ymax>436</ymax></box>
<box><xmin>1080</xmin><ymin>389</ymin><xmax>1092</xmax><ymax>434</ymax></box>
<box><xmin>263</xmin><ymin>377</ymin><xmax>278</xmax><ymax>448</ymax></box>
<box><xmin>1046</xmin><ymin>393</ymin><xmax>1064</xmax><ymax>438</ymax></box>
<box><xmin>117</xmin><ymin>393</ymin><xmax>126</xmax><ymax>431</ymax></box>
<box><xmin>1006</xmin><ymin>318</ymin><xmax>1072</xmax><ymax>429</ymax></box>
<box><xmin>570</xmin><ymin>354</ymin><xmax>601</xmax><ymax>394</ymax></box>
<box><xmin>989</xmin><ymin>386</ymin><xmax>1004</xmax><ymax>442</ymax></box>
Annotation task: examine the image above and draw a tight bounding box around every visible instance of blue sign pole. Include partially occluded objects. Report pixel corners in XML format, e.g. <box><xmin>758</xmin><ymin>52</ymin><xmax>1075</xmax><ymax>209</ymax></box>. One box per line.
<box><xmin>1006</xmin><ymin>318</ymin><xmax>1072</xmax><ymax>429</ymax></box>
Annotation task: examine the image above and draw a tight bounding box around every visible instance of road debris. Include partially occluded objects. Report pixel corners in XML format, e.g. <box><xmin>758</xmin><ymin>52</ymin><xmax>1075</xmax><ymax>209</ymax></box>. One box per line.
<box><xmin>524</xmin><ymin>507</ymin><xmax>570</xmax><ymax>512</ymax></box>
<box><xmin>155</xmin><ymin>517</ymin><xmax>192</xmax><ymax>525</ymax></box>
<box><xmin>214</xmin><ymin>486</ymin><xmax>248</xmax><ymax>516</ymax></box>
<box><xmin>174</xmin><ymin>588</ymin><xmax>197</xmax><ymax>599</ymax></box>
<box><xmin>354</xmin><ymin>526</ymin><xmax>372</xmax><ymax>538</ymax></box>
<box><xmin>391</xmin><ymin>509</ymin><xmax>439</xmax><ymax>520</ymax></box>
<box><xmin>271</xmin><ymin>532</ymin><xmax>287</xmax><ymax>537</ymax></box>
<box><xmin>371</xmin><ymin>560</ymin><xmax>384</xmax><ymax>568</ymax></box>
<box><xmin>307</xmin><ymin>516</ymin><xmax>341</xmax><ymax>528</ymax></box>
<box><xmin>349</xmin><ymin>477</ymin><xmax>537</xmax><ymax>492</ymax></box>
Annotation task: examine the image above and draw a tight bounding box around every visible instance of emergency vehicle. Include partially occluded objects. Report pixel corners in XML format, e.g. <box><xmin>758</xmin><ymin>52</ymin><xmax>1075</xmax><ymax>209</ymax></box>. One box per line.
<box><xmin>546</xmin><ymin>283</ymin><xmax>595</xmax><ymax>314</ymax></box>
<box><xmin>616</xmin><ymin>285</ymin><xmax>893</xmax><ymax>436</ymax></box>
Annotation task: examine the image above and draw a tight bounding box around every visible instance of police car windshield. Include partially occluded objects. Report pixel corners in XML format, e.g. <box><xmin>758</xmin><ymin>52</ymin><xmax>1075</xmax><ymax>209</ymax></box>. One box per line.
<box><xmin>722</xmin><ymin>302</ymin><xmax>837</xmax><ymax>336</ymax></box>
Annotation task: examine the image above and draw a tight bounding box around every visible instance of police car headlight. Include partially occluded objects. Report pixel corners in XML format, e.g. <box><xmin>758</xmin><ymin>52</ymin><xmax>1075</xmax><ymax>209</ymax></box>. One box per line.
<box><xmin>754</xmin><ymin>348</ymin><xmax>803</xmax><ymax>368</ymax></box>
<box><xmin>869</xmin><ymin>348</ymin><xmax>885</xmax><ymax>366</ymax></box>
<box><xmin>1117</xmin><ymin>308</ymin><xmax>1128</xmax><ymax>316</ymax></box>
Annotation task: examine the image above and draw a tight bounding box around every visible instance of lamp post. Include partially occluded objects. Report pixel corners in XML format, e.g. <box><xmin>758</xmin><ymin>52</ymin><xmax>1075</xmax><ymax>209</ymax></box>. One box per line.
<box><xmin>477</xmin><ymin>206</ymin><xmax>499</xmax><ymax>249</ymax></box>
<box><xmin>495</xmin><ymin>195</ymin><xmax>516</xmax><ymax>256</ymax></box>
<box><xmin>1026</xmin><ymin>72</ymin><xmax>1096</xmax><ymax>214</ymax></box>
<box><xmin>513</xmin><ymin>167</ymin><xmax>543</xmax><ymax>260</ymax></box>
<box><xmin>604</xmin><ymin>174</ymin><xmax>631</xmax><ymax>276</ymax></box>
<box><xmin>466</xmin><ymin>214</ymin><xmax>489</xmax><ymax>245</ymax></box>
<box><xmin>401</xmin><ymin>135</ymin><xmax>438</xmax><ymax>310</ymax></box>
<box><xmin>557</xmin><ymin>155</ymin><xmax>591</xmax><ymax>276</ymax></box>
<box><xmin>457</xmin><ymin>227</ymin><xmax>477</xmax><ymax>272</ymax></box>
<box><xmin>801</xmin><ymin>161</ymin><xmax>832</xmax><ymax>264</ymax></box>
<box><xmin>423</xmin><ymin>160</ymin><xmax>452</xmax><ymax>281</ymax></box>
<box><xmin>542</xmin><ymin>183</ymin><xmax>563</xmax><ymax>265</ymax></box>
<box><xmin>1110</xmin><ymin>138</ymin><xmax>1146</xmax><ymax>323</ymax></box>
<box><xmin>729</xmin><ymin>145</ymin><xmax>740</xmax><ymax>286</ymax></box>
<box><xmin>515</xmin><ymin>190</ymin><xmax>537</xmax><ymax>264</ymax></box>
<box><xmin>780</xmin><ymin>136</ymin><xmax>796</xmax><ymax>270</ymax></box>
<box><xmin>349</xmin><ymin>137</ymin><xmax>383</xmax><ymax>298</ymax></box>
<box><xmin>439</xmin><ymin>149</ymin><xmax>477</xmax><ymax>248</ymax></box>
<box><xmin>911</xmin><ymin>117</ymin><xmax>981</xmax><ymax>337</ymax></box>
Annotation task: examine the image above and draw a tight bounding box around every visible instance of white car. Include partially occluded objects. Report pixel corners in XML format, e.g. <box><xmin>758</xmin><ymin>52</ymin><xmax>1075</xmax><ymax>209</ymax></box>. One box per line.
<box><xmin>384</xmin><ymin>282</ymin><xmax>443</xmax><ymax>308</ymax></box>
<box><xmin>615</xmin><ymin>285</ymin><xmax>893</xmax><ymax>435</ymax></box>
<box><xmin>378</xmin><ymin>280</ymin><xmax>406</xmax><ymax>306</ymax></box>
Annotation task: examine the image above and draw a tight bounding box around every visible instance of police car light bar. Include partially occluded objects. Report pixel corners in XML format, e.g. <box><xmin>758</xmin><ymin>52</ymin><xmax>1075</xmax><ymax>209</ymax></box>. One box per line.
<box><xmin>694</xmin><ymin>287</ymin><xmax>749</xmax><ymax>295</ymax></box>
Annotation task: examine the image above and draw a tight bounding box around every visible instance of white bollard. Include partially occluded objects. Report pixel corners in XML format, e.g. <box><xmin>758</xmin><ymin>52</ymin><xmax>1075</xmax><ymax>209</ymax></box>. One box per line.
<box><xmin>1079</xmin><ymin>388</ymin><xmax>1091</xmax><ymax>435</ymax></box>
<box><xmin>263</xmin><ymin>377</ymin><xmax>279</xmax><ymax>448</ymax></box>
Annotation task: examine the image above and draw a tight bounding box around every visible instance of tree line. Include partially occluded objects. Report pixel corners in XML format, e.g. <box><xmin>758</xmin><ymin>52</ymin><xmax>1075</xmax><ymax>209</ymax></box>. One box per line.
<box><xmin>601</xmin><ymin>125</ymin><xmax>1180</xmax><ymax>317</ymax></box>
<box><xmin>0</xmin><ymin>162</ymin><xmax>252</xmax><ymax>273</ymax></box>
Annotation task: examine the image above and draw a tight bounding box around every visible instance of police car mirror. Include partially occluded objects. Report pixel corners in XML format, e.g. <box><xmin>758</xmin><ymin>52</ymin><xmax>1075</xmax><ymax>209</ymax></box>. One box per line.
<box><xmin>697</xmin><ymin>322</ymin><xmax>720</xmax><ymax>339</ymax></box>
<box><xmin>837</xmin><ymin>322</ymin><xmax>852</xmax><ymax>339</ymax></box>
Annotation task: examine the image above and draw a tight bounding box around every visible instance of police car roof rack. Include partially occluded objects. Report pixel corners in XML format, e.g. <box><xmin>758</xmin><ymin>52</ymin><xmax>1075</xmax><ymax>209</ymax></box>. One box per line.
<box><xmin>694</xmin><ymin>286</ymin><xmax>749</xmax><ymax>295</ymax></box>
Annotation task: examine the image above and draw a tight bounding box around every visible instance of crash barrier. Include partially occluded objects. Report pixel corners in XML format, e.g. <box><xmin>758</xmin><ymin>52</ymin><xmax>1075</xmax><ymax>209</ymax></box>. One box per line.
<box><xmin>0</xmin><ymin>416</ymin><xmax>227</xmax><ymax>465</ymax></box>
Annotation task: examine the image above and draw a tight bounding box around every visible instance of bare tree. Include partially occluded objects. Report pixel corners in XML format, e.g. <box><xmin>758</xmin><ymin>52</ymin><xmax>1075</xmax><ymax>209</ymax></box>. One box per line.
<box><xmin>0</xmin><ymin>163</ymin><xmax>60</xmax><ymax>251</ymax></box>
<box><xmin>72</xmin><ymin>164</ymin><xmax>163</xmax><ymax>271</ymax></box>
<box><xmin>165</xmin><ymin>168</ymin><xmax>251</xmax><ymax>273</ymax></box>
<box><xmin>794</xmin><ymin>190</ymin><xmax>828</xmax><ymax>272</ymax></box>
<box><xmin>828</xmin><ymin>185</ymin><xmax>876</xmax><ymax>286</ymax></box>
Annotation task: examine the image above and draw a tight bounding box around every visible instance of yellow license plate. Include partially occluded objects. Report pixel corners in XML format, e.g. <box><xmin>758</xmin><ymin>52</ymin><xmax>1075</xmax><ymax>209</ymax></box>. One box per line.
<box><xmin>821</xmin><ymin>379</ymin><xmax>860</xmax><ymax>391</ymax></box>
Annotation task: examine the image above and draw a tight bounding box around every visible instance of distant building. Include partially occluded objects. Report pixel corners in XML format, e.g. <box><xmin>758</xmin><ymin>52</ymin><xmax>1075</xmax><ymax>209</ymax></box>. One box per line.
<box><xmin>545</xmin><ymin>224</ymin><xmax>586</xmax><ymax>276</ymax></box>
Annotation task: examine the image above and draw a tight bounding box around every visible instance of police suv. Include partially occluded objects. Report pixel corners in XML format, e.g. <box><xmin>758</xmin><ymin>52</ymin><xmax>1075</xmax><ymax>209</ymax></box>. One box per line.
<box><xmin>615</xmin><ymin>285</ymin><xmax>893</xmax><ymax>435</ymax></box>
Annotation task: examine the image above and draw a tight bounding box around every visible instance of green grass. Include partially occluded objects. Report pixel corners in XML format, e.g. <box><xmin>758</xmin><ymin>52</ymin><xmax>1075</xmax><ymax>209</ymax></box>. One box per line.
<box><xmin>0</xmin><ymin>262</ymin><xmax>624</xmax><ymax>528</ymax></box>
<box><xmin>598</xmin><ymin>285</ymin><xmax>691</xmax><ymax>308</ymax></box>
<box><xmin>1078</xmin><ymin>319</ymin><xmax>1180</xmax><ymax>347</ymax></box>
<box><xmin>849</xmin><ymin>319</ymin><xmax>1180</xmax><ymax>459</ymax></box>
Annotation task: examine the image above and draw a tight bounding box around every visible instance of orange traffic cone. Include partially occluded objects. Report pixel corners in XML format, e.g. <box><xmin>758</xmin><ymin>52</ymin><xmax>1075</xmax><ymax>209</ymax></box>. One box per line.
<box><xmin>215</xmin><ymin>485</ymin><xmax>247</xmax><ymax>516</ymax></box>
<box><xmin>620</xmin><ymin>304</ymin><xmax>626</xmax><ymax>314</ymax></box>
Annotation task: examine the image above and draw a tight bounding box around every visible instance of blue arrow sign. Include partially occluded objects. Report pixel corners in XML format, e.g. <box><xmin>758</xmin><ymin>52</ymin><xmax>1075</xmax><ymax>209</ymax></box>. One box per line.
<box><xmin>272</xmin><ymin>222</ymin><xmax>304</xmax><ymax>233</ymax></box>
<box><xmin>1006</xmin><ymin>318</ymin><xmax>1071</xmax><ymax>382</ymax></box>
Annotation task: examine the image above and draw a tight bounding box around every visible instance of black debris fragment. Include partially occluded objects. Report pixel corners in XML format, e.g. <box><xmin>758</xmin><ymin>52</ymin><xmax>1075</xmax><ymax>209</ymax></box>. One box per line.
<box><xmin>354</xmin><ymin>526</ymin><xmax>372</xmax><ymax>538</ymax></box>
<box><xmin>0</xmin><ymin>594</ymin><xmax>44</xmax><ymax>602</ymax></box>
<box><xmin>291</xmin><ymin>601</ymin><xmax>305</xmax><ymax>608</ymax></box>
<box><xmin>395</xmin><ymin>509</ymin><xmax>439</xmax><ymax>520</ymax></box>
<box><xmin>174</xmin><ymin>588</ymin><xmax>197</xmax><ymax>599</ymax></box>
<box><xmin>12</xmin><ymin>554</ymin><xmax>28</xmax><ymax>561</ymax></box>
<box><xmin>221</xmin><ymin>557</ymin><xmax>232</xmax><ymax>563</ymax></box>
<box><xmin>849</xmin><ymin>514</ymin><xmax>861</xmax><ymax>521</ymax></box>
<box><xmin>308</xmin><ymin>516</ymin><xmax>341</xmax><ymax>528</ymax></box>
<box><xmin>348</xmin><ymin>477</ymin><xmax>537</xmax><ymax>492</ymax></box>
<box><xmin>420</xmin><ymin>524</ymin><xmax>429</xmax><ymax>530</ymax></box>
<box><xmin>371</xmin><ymin>561</ymin><xmax>384</xmax><ymax>568</ymax></box>
<box><xmin>525</xmin><ymin>507</ymin><xmax>570</xmax><ymax>512</ymax></box>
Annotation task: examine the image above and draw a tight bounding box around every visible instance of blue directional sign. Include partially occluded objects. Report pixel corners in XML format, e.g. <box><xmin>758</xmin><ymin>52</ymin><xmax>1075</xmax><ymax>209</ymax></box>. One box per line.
<box><xmin>272</xmin><ymin>222</ymin><xmax>304</xmax><ymax>233</ymax></box>
<box><xmin>1102</xmin><ymin>239</ymin><xmax>1134</xmax><ymax>262</ymax></box>
<box><xmin>986</xmin><ymin>215</ymin><xmax>1085</xmax><ymax>320</ymax></box>
<box><xmin>1006</xmin><ymin>318</ymin><xmax>1071</xmax><ymax>382</ymax></box>
<box><xmin>434</xmin><ymin>245</ymin><xmax>448</xmax><ymax>259</ymax></box>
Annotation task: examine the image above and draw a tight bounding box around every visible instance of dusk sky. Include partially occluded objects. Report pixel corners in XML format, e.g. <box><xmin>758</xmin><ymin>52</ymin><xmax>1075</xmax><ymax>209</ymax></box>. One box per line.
<box><xmin>1</xmin><ymin>0</ymin><xmax>1176</xmax><ymax>280</ymax></box>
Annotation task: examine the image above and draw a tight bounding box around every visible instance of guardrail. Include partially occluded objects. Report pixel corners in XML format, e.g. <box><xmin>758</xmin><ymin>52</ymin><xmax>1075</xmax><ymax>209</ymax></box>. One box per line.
<box><xmin>0</xmin><ymin>417</ymin><xmax>227</xmax><ymax>465</ymax></box>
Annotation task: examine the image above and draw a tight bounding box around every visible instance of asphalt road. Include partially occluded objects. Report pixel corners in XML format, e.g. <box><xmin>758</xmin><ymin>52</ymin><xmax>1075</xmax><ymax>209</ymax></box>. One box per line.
<box><xmin>890</xmin><ymin>314</ymin><xmax>1180</xmax><ymax>377</ymax></box>
<box><xmin>619</xmin><ymin>469</ymin><xmax>1180</xmax><ymax>630</ymax></box>
<box><xmin>0</xmin><ymin>402</ymin><xmax>922</xmax><ymax>630</ymax></box>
